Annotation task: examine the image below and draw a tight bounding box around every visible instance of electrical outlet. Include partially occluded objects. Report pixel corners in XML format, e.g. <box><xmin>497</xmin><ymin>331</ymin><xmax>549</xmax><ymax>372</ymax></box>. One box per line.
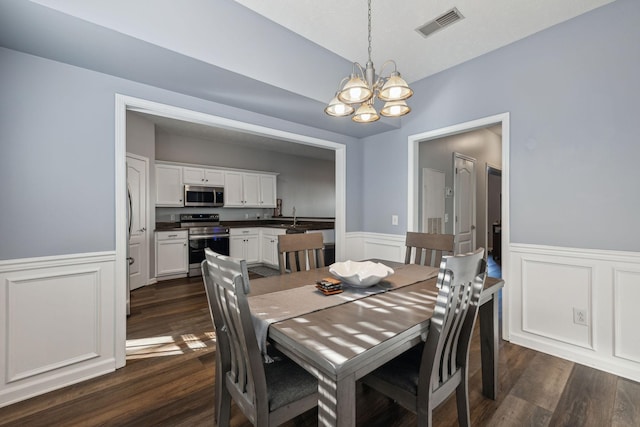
<box><xmin>391</xmin><ymin>215</ymin><xmax>398</xmax><ymax>226</ymax></box>
<box><xmin>573</xmin><ymin>308</ymin><xmax>588</xmax><ymax>326</ymax></box>
<box><xmin>170</xmin><ymin>214</ymin><xmax>175</xmax><ymax>221</ymax></box>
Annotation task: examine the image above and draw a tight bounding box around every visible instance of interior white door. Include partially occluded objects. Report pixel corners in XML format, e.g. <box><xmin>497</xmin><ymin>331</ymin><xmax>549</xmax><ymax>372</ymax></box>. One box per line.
<box><xmin>127</xmin><ymin>154</ymin><xmax>148</xmax><ymax>293</ymax></box>
<box><xmin>421</xmin><ymin>168</ymin><xmax>445</xmax><ymax>233</ymax></box>
<box><xmin>454</xmin><ymin>153</ymin><xmax>476</xmax><ymax>254</ymax></box>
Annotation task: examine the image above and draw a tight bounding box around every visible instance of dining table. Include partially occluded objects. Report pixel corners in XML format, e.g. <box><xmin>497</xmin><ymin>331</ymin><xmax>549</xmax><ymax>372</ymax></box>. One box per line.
<box><xmin>247</xmin><ymin>260</ymin><xmax>504</xmax><ymax>427</ymax></box>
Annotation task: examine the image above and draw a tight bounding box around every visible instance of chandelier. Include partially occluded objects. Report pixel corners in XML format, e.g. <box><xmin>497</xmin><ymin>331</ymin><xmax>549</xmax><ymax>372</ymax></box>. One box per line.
<box><xmin>325</xmin><ymin>0</ymin><xmax>413</xmax><ymax>123</ymax></box>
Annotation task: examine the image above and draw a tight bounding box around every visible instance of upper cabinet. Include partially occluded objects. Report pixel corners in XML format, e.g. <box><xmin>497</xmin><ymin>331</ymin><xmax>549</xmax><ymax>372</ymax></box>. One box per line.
<box><xmin>183</xmin><ymin>167</ymin><xmax>225</xmax><ymax>186</ymax></box>
<box><xmin>156</xmin><ymin>164</ymin><xmax>183</xmax><ymax>207</ymax></box>
<box><xmin>259</xmin><ymin>174</ymin><xmax>277</xmax><ymax>207</ymax></box>
<box><xmin>155</xmin><ymin>162</ymin><xmax>277</xmax><ymax>208</ymax></box>
<box><xmin>224</xmin><ymin>171</ymin><xmax>277</xmax><ymax>208</ymax></box>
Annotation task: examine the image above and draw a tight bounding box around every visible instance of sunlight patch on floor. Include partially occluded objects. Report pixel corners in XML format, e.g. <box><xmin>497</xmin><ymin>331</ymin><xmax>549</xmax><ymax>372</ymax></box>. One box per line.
<box><xmin>126</xmin><ymin>333</ymin><xmax>215</xmax><ymax>359</ymax></box>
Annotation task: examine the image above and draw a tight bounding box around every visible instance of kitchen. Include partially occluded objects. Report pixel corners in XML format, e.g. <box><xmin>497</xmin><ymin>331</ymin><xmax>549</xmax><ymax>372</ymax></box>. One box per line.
<box><xmin>126</xmin><ymin>111</ymin><xmax>336</xmax><ymax>287</ymax></box>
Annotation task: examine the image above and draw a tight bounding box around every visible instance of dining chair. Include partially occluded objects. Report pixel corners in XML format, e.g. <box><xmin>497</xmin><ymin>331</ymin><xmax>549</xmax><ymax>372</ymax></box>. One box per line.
<box><xmin>404</xmin><ymin>231</ymin><xmax>455</xmax><ymax>267</ymax></box>
<box><xmin>361</xmin><ymin>248</ymin><xmax>487</xmax><ymax>427</ymax></box>
<box><xmin>201</xmin><ymin>249</ymin><xmax>318</xmax><ymax>427</ymax></box>
<box><xmin>277</xmin><ymin>233</ymin><xmax>325</xmax><ymax>274</ymax></box>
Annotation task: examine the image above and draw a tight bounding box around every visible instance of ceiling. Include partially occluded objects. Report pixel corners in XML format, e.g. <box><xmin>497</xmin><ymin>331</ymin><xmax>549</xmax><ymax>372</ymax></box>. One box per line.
<box><xmin>0</xmin><ymin>0</ymin><xmax>614</xmax><ymax>155</ymax></box>
<box><xmin>233</xmin><ymin>0</ymin><xmax>614</xmax><ymax>86</ymax></box>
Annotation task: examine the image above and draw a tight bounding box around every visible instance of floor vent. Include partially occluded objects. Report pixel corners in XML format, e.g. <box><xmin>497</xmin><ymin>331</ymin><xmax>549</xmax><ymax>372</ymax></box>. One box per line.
<box><xmin>416</xmin><ymin>7</ymin><xmax>464</xmax><ymax>38</ymax></box>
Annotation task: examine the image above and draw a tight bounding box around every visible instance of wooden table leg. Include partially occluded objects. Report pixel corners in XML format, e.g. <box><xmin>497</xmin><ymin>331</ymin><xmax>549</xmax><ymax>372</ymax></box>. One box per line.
<box><xmin>479</xmin><ymin>292</ymin><xmax>499</xmax><ymax>399</ymax></box>
<box><xmin>317</xmin><ymin>373</ymin><xmax>356</xmax><ymax>426</ymax></box>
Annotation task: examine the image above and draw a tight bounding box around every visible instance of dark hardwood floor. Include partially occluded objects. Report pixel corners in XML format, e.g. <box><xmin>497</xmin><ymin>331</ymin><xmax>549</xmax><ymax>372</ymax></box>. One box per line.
<box><xmin>1</xmin><ymin>274</ymin><xmax>638</xmax><ymax>426</ymax></box>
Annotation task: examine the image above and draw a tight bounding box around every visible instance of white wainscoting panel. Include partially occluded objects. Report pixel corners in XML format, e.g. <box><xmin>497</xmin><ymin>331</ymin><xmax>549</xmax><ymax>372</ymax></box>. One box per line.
<box><xmin>521</xmin><ymin>258</ymin><xmax>593</xmax><ymax>349</ymax></box>
<box><xmin>510</xmin><ymin>244</ymin><xmax>640</xmax><ymax>383</ymax></box>
<box><xmin>344</xmin><ymin>232</ymin><xmax>405</xmax><ymax>263</ymax></box>
<box><xmin>614</xmin><ymin>268</ymin><xmax>640</xmax><ymax>363</ymax></box>
<box><xmin>0</xmin><ymin>252</ymin><xmax>116</xmax><ymax>407</ymax></box>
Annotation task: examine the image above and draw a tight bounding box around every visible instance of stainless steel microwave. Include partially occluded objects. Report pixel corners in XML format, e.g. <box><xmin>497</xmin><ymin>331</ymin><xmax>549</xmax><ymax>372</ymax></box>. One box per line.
<box><xmin>184</xmin><ymin>185</ymin><xmax>224</xmax><ymax>207</ymax></box>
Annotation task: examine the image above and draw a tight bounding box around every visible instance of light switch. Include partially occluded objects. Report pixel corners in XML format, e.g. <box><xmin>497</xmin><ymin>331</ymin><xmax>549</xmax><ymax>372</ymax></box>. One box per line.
<box><xmin>392</xmin><ymin>215</ymin><xmax>399</xmax><ymax>225</ymax></box>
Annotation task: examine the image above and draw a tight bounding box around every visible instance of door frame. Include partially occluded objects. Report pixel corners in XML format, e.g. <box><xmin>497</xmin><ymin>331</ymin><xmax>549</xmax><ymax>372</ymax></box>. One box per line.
<box><xmin>114</xmin><ymin>94</ymin><xmax>346</xmax><ymax>368</ymax></box>
<box><xmin>407</xmin><ymin>112</ymin><xmax>510</xmax><ymax>340</ymax></box>
<box><xmin>485</xmin><ymin>163</ymin><xmax>502</xmax><ymax>254</ymax></box>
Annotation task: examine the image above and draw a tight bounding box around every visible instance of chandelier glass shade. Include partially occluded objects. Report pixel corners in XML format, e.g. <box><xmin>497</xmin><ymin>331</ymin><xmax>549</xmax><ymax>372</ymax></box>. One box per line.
<box><xmin>324</xmin><ymin>0</ymin><xmax>413</xmax><ymax>123</ymax></box>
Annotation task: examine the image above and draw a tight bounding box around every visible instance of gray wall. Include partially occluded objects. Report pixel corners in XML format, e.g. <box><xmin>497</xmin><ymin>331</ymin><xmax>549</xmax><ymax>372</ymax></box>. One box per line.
<box><xmin>0</xmin><ymin>47</ymin><xmax>359</xmax><ymax>261</ymax></box>
<box><xmin>418</xmin><ymin>128</ymin><xmax>502</xmax><ymax>248</ymax></box>
<box><xmin>1</xmin><ymin>0</ymin><xmax>639</xmax><ymax>261</ymax></box>
<box><xmin>155</xmin><ymin>131</ymin><xmax>336</xmax><ymax>218</ymax></box>
<box><xmin>362</xmin><ymin>0</ymin><xmax>640</xmax><ymax>252</ymax></box>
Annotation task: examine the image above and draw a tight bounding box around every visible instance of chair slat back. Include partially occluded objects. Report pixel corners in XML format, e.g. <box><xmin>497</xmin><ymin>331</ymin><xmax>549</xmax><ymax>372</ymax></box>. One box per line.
<box><xmin>277</xmin><ymin>233</ymin><xmax>325</xmax><ymax>274</ymax></box>
<box><xmin>419</xmin><ymin>248</ymin><xmax>486</xmax><ymax>401</ymax></box>
<box><xmin>404</xmin><ymin>232</ymin><xmax>455</xmax><ymax>267</ymax></box>
<box><xmin>202</xmin><ymin>248</ymin><xmax>267</xmax><ymax>423</ymax></box>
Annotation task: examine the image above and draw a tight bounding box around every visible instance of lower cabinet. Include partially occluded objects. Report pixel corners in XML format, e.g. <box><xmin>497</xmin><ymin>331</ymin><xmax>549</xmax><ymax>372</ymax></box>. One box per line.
<box><xmin>261</xmin><ymin>228</ymin><xmax>286</xmax><ymax>267</ymax></box>
<box><xmin>230</xmin><ymin>228</ymin><xmax>260</xmax><ymax>264</ymax></box>
<box><xmin>155</xmin><ymin>230</ymin><xmax>188</xmax><ymax>279</ymax></box>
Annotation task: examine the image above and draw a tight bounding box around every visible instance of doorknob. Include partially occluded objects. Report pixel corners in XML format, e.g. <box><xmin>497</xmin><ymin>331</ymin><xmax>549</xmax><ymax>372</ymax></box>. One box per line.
<box><xmin>139</xmin><ymin>227</ymin><xmax>146</xmax><ymax>232</ymax></box>
<box><xmin>127</xmin><ymin>257</ymin><xmax>135</xmax><ymax>265</ymax></box>
<box><xmin>471</xmin><ymin>225</ymin><xmax>476</xmax><ymax>230</ymax></box>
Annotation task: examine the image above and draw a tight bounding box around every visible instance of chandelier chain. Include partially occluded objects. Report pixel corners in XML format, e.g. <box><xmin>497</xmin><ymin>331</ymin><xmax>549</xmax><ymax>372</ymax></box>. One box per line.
<box><xmin>367</xmin><ymin>0</ymin><xmax>372</xmax><ymax>63</ymax></box>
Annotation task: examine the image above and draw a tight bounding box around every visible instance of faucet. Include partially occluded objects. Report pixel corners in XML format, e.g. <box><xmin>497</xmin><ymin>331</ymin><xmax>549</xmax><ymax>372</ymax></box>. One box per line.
<box><xmin>292</xmin><ymin>206</ymin><xmax>297</xmax><ymax>227</ymax></box>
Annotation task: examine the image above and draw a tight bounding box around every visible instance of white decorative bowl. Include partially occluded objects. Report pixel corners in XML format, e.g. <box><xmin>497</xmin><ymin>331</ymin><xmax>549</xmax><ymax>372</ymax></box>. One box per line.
<box><xmin>329</xmin><ymin>261</ymin><xmax>394</xmax><ymax>288</ymax></box>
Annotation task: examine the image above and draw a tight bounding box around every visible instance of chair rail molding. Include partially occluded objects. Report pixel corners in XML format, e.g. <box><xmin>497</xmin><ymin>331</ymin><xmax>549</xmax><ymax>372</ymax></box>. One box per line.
<box><xmin>0</xmin><ymin>251</ymin><xmax>116</xmax><ymax>408</ymax></box>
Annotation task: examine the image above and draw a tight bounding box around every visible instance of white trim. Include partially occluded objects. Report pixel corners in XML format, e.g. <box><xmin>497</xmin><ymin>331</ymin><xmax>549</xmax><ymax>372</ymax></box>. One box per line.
<box><xmin>407</xmin><ymin>112</ymin><xmax>511</xmax><ymax>339</ymax></box>
<box><xmin>0</xmin><ymin>251</ymin><xmax>116</xmax><ymax>271</ymax></box>
<box><xmin>114</xmin><ymin>94</ymin><xmax>347</xmax><ymax>366</ymax></box>
<box><xmin>509</xmin><ymin>242</ymin><xmax>640</xmax><ymax>383</ymax></box>
<box><xmin>510</xmin><ymin>243</ymin><xmax>640</xmax><ymax>263</ymax></box>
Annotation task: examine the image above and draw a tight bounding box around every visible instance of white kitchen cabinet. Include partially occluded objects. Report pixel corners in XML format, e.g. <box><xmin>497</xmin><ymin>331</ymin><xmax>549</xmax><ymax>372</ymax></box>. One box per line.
<box><xmin>224</xmin><ymin>171</ymin><xmax>245</xmax><ymax>207</ymax></box>
<box><xmin>259</xmin><ymin>174</ymin><xmax>277</xmax><ymax>207</ymax></box>
<box><xmin>243</xmin><ymin>173</ymin><xmax>260</xmax><ymax>206</ymax></box>
<box><xmin>155</xmin><ymin>230</ymin><xmax>188</xmax><ymax>279</ymax></box>
<box><xmin>155</xmin><ymin>164</ymin><xmax>184</xmax><ymax>207</ymax></box>
<box><xmin>183</xmin><ymin>167</ymin><xmax>225</xmax><ymax>186</ymax></box>
<box><xmin>260</xmin><ymin>228</ymin><xmax>286</xmax><ymax>267</ymax></box>
<box><xmin>230</xmin><ymin>228</ymin><xmax>260</xmax><ymax>264</ymax></box>
<box><xmin>224</xmin><ymin>171</ymin><xmax>277</xmax><ymax>207</ymax></box>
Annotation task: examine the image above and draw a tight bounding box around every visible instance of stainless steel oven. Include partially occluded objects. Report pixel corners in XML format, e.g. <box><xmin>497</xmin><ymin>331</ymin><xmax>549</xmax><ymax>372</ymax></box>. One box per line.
<box><xmin>180</xmin><ymin>214</ymin><xmax>230</xmax><ymax>276</ymax></box>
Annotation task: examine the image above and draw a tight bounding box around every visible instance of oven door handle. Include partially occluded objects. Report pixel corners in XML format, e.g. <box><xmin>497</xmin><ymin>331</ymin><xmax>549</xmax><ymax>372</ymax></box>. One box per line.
<box><xmin>189</xmin><ymin>234</ymin><xmax>230</xmax><ymax>240</ymax></box>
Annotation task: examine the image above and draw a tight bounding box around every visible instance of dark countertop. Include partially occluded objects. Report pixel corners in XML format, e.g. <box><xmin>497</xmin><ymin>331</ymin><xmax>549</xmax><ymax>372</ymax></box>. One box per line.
<box><xmin>155</xmin><ymin>217</ymin><xmax>334</xmax><ymax>232</ymax></box>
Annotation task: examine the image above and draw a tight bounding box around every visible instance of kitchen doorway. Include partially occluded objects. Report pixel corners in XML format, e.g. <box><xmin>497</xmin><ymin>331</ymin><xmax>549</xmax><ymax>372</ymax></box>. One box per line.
<box><xmin>114</xmin><ymin>95</ymin><xmax>346</xmax><ymax>368</ymax></box>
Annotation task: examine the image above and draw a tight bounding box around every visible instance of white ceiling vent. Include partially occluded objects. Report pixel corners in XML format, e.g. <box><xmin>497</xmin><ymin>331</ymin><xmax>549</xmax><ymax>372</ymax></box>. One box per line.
<box><xmin>416</xmin><ymin>8</ymin><xmax>464</xmax><ymax>38</ymax></box>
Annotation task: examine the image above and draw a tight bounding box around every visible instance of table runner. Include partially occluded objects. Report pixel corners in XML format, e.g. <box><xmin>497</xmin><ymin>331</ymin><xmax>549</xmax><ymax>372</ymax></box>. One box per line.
<box><xmin>248</xmin><ymin>263</ymin><xmax>439</xmax><ymax>360</ymax></box>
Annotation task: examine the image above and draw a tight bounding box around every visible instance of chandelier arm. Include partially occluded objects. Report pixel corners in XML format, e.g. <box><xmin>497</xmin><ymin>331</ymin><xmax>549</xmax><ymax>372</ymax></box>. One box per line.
<box><xmin>378</xmin><ymin>60</ymin><xmax>398</xmax><ymax>78</ymax></box>
<box><xmin>336</xmin><ymin>76</ymin><xmax>351</xmax><ymax>91</ymax></box>
<box><xmin>352</xmin><ymin>62</ymin><xmax>366</xmax><ymax>80</ymax></box>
